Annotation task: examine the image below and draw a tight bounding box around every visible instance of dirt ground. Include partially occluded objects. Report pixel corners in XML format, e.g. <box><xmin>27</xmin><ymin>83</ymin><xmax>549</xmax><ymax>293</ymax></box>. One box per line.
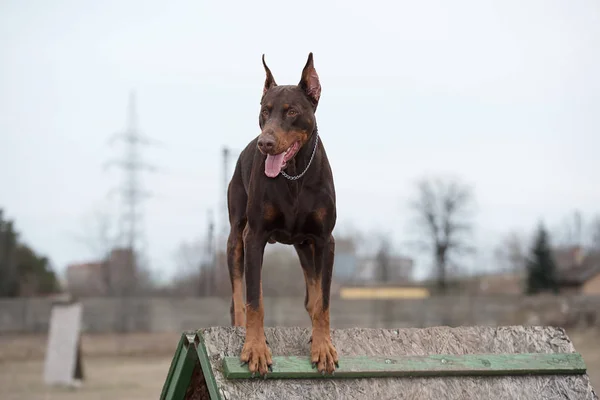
<box><xmin>0</xmin><ymin>330</ymin><xmax>597</xmax><ymax>399</ymax></box>
<box><xmin>0</xmin><ymin>332</ymin><xmax>179</xmax><ymax>400</ymax></box>
<box><xmin>0</xmin><ymin>356</ymin><xmax>171</xmax><ymax>400</ymax></box>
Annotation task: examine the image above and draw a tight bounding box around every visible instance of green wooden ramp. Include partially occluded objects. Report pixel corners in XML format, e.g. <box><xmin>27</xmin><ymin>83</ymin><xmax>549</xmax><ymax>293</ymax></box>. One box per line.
<box><xmin>160</xmin><ymin>326</ymin><xmax>598</xmax><ymax>400</ymax></box>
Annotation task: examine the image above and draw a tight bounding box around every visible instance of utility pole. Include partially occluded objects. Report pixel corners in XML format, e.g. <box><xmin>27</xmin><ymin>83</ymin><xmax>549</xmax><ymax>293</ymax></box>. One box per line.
<box><xmin>203</xmin><ymin>209</ymin><xmax>215</xmax><ymax>296</ymax></box>
<box><xmin>214</xmin><ymin>147</ymin><xmax>230</xmax><ymax>295</ymax></box>
<box><xmin>221</xmin><ymin>147</ymin><xmax>230</xmax><ymax>246</ymax></box>
<box><xmin>105</xmin><ymin>90</ymin><xmax>160</xmax><ymax>296</ymax></box>
<box><xmin>216</xmin><ymin>146</ymin><xmax>241</xmax><ymax>295</ymax></box>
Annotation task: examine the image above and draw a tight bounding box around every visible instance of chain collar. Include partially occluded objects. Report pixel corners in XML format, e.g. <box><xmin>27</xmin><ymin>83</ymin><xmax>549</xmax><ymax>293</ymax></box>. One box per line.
<box><xmin>280</xmin><ymin>132</ymin><xmax>319</xmax><ymax>181</ymax></box>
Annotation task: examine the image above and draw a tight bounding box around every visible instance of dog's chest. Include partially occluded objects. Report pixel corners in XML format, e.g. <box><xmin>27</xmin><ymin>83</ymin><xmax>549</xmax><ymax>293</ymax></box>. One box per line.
<box><xmin>264</xmin><ymin>204</ymin><xmax>328</xmax><ymax>245</ymax></box>
<box><xmin>251</xmin><ymin>175</ymin><xmax>334</xmax><ymax>243</ymax></box>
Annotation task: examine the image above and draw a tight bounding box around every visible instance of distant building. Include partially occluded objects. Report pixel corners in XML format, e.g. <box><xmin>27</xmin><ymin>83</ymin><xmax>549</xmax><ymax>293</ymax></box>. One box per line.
<box><xmin>65</xmin><ymin>247</ymin><xmax>137</xmax><ymax>296</ymax></box>
<box><xmin>553</xmin><ymin>246</ymin><xmax>586</xmax><ymax>272</ymax></box>
<box><xmin>333</xmin><ymin>252</ymin><xmax>359</xmax><ymax>282</ymax></box>
<box><xmin>65</xmin><ymin>261</ymin><xmax>106</xmax><ymax>296</ymax></box>
<box><xmin>332</xmin><ymin>237</ymin><xmax>359</xmax><ymax>282</ymax></box>
<box><xmin>457</xmin><ymin>246</ymin><xmax>600</xmax><ymax>297</ymax></box>
<box><xmin>353</xmin><ymin>255</ymin><xmax>414</xmax><ymax>283</ymax></box>
<box><xmin>554</xmin><ymin>246</ymin><xmax>600</xmax><ymax>295</ymax></box>
<box><xmin>331</xmin><ymin>248</ymin><xmax>417</xmax><ymax>298</ymax></box>
<box><xmin>330</xmin><ymin>236</ymin><xmax>415</xmax><ymax>284</ymax></box>
<box><xmin>106</xmin><ymin>247</ymin><xmax>137</xmax><ymax>294</ymax></box>
<box><xmin>582</xmin><ymin>271</ymin><xmax>600</xmax><ymax>295</ymax></box>
<box><xmin>470</xmin><ymin>273</ymin><xmax>524</xmax><ymax>295</ymax></box>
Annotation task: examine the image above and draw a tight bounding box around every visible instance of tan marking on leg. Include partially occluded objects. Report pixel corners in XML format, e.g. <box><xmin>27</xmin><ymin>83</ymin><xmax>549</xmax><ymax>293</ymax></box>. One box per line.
<box><xmin>308</xmin><ymin>281</ymin><xmax>338</xmax><ymax>374</ymax></box>
<box><xmin>232</xmin><ymin>278</ymin><xmax>245</xmax><ymax>326</ymax></box>
<box><xmin>305</xmin><ymin>275</ymin><xmax>322</xmax><ymax>318</ymax></box>
<box><xmin>241</xmin><ymin>296</ymin><xmax>272</xmax><ymax>375</ymax></box>
<box><xmin>300</xmin><ymin>242</ymin><xmax>319</xmax><ymax>316</ymax></box>
<box><xmin>231</xmin><ymin>241</ymin><xmax>245</xmax><ymax>326</ymax></box>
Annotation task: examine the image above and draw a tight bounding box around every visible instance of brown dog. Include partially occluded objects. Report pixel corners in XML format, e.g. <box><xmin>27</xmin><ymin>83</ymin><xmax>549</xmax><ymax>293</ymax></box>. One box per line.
<box><xmin>226</xmin><ymin>53</ymin><xmax>338</xmax><ymax>377</ymax></box>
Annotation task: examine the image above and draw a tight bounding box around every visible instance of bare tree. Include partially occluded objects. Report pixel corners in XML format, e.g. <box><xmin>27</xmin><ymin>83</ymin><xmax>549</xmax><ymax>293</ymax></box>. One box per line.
<box><xmin>408</xmin><ymin>177</ymin><xmax>475</xmax><ymax>293</ymax></box>
<box><xmin>78</xmin><ymin>208</ymin><xmax>118</xmax><ymax>256</ymax></box>
<box><xmin>555</xmin><ymin>210</ymin><xmax>584</xmax><ymax>247</ymax></box>
<box><xmin>374</xmin><ymin>234</ymin><xmax>392</xmax><ymax>283</ymax></box>
<box><xmin>494</xmin><ymin>231</ymin><xmax>526</xmax><ymax>273</ymax></box>
<box><xmin>71</xmin><ymin>207</ymin><xmax>120</xmax><ymax>295</ymax></box>
<box><xmin>172</xmin><ymin>238</ymin><xmax>211</xmax><ymax>296</ymax></box>
<box><xmin>174</xmin><ymin>239</ymin><xmax>206</xmax><ymax>277</ymax></box>
<box><xmin>131</xmin><ymin>252</ymin><xmax>160</xmax><ymax>295</ymax></box>
<box><xmin>553</xmin><ymin>210</ymin><xmax>600</xmax><ymax>251</ymax></box>
<box><xmin>335</xmin><ymin>223</ymin><xmax>371</xmax><ymax>257</ymax></box>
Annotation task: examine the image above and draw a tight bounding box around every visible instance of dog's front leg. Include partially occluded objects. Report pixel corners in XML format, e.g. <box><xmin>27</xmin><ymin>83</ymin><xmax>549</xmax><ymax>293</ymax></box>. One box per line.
<box><xmin>240</xmin><ymin>225</ymin><xmax>272</xmax><ymax>376</ymax></box>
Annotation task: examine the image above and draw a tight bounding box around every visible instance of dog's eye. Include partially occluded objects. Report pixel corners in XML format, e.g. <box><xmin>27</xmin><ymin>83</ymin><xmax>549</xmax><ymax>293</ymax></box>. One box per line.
<box><xmin>261</xmin><ymin>109</ymin><xmax>269</xmax><ymax>117</ymax></box>
<box><xmin>287</xmin><ymin>109</ymin><xmax>298</xmax><ymax>117</ymax></box>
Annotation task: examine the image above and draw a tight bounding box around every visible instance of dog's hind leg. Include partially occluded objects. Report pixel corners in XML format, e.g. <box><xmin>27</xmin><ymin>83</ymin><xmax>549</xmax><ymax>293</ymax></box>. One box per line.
<box><xmin>227</xmin><ymin>220</ymin><xmax>246</xmax><ymax>327</ymax></box>
<box><xmin>226</xmin><ymin>174</ymin><xmax>247</xmax><ymax>327</ymax></box>
<box><xmin>294</xmin><ymin>236</ymin><xmax>339</xmax><ymax>374</ymax></box>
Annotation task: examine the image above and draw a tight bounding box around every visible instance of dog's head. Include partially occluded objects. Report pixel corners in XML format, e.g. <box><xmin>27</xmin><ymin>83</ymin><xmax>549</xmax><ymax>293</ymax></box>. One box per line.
<box><xmin>257</xmin><ymin>53</ymin><xmax>321</xmax><ymax>178</ymax></box>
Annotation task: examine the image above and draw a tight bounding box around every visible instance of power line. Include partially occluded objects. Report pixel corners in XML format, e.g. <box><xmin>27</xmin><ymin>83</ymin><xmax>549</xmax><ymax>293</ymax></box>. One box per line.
<box><xmin>104</xmin><ymin>90</ymin><xmax>160</xmax><ymax>292</ymax></box>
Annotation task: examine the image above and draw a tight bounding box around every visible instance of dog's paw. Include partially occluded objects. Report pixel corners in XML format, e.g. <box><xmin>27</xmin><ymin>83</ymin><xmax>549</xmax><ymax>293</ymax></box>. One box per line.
<box><xmin>310</xmin><ymin>334</ymin><xmax>339</xmax><ymax>375</ymax></box>
<box><xmin>240</xmin><ymin>337</ymin><xmax>273</xmax><ymax>377</ymax></box>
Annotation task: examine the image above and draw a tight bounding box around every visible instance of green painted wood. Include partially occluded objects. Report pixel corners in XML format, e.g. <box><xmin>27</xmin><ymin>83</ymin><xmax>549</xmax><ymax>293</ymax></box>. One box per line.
<box><xmin>160</xmin><ymin>333</ymin><xmax>198</xmax><ymax>400</ymax></box>
<box><xmin>222</xmin><ymin>352</ymin><xmax>587</xmax><ymax>380</ymax></box>
<box><xmin>194</xmin><ymin>331</ymin><xmax>222</xmax><ymax>400</ymax></box>
<box><xmin>160</xmin><ymin>333</ymin><xmax>186</xmax><ymax>400</ymax></box>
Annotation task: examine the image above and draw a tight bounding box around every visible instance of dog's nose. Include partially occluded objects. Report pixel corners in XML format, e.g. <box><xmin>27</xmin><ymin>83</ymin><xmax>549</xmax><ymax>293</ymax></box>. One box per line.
<box><xmin>258</xmin><ymin>137</ymin><xmax>275</xmax><ymax>151</ymax></box>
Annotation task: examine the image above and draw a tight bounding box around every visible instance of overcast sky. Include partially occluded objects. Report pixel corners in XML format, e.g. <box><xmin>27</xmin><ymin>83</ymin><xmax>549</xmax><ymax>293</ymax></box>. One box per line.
<box><xmin>1</xmin><ymin>0</ymin><xmax>599</xmax><ymax>281</ymax></box>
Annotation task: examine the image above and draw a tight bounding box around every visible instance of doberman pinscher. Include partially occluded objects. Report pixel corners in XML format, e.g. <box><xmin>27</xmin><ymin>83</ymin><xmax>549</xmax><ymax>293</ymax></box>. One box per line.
<box><xmin>226</xmin><ymin>52</ymin><xmax>338</xmax><ymax>377</ymax></box>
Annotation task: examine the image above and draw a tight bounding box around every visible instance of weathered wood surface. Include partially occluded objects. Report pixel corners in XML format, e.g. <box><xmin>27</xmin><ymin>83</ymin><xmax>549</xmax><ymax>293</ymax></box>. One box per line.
<box><xmin>222</xmin><ymin>352</ymin><xmax>587</xmax><ymax>379</ymax></box>
<box><xmin>197</xmin><ymin>326</ymin><xmax>598</xmax><ymax>400</ymax></box>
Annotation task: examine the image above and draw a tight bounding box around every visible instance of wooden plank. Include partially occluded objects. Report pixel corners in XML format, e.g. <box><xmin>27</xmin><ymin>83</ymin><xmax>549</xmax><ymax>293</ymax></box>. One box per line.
<box><xmin>222</xmin><ymin>353</ymin><xmax>587</xmax><ymax>380</ymax></box>
<box><xmin>194</xmin><ymin>331</ymin><xmax>222</xmax><ymax>400</ymax></box>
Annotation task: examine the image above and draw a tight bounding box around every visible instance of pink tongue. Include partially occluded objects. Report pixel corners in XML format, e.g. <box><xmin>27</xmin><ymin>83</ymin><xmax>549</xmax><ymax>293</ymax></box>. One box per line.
<box><xmin>265</xmin><ymin>152</ymin><xmax>286</xmax><ymax>178</ymax></box>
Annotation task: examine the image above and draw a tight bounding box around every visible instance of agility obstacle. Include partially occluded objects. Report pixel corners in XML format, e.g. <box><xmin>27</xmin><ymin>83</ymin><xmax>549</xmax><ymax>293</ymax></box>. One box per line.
<box><xmin>160</xmin><ymin>326</ymin><xmax>597</xmax><ymax>400</ymax></box>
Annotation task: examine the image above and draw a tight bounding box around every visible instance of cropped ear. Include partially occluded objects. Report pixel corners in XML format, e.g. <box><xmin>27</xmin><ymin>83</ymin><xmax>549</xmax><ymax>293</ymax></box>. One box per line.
<box><xmin>298</xmin><ymin>52</ymin><xmax>321</xmax><ymax>108</ymax></box>
<box><xmin>262</xmin><ymin>54</ymin><xmax>277</xmax><ymax>95</ymax></box>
